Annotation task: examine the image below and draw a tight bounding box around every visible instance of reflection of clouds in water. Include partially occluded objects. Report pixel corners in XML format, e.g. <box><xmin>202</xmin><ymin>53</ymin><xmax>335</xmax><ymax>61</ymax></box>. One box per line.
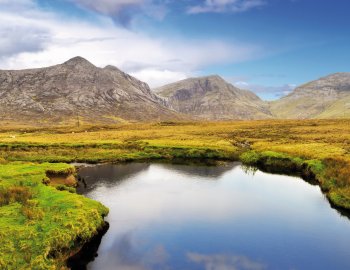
<box><xmin>187</xmin><ymin>252</ymin><xmax>266</xmax><ymax>270</ymax></box>
<box><xmin>96</xmin><ymin>164</ymin><xmax>260</xmax><ymax>235</ymax></box>
<box><xmin>93</xmin><ymin>232</ymin><xmax>170</xmax><ymax>270</ymax></box>
<box><xmin>86</xmin><ymin>163</ymin><xmax>319</xmax><ymax>237</ymax></box>
<box><xmin>84</xmin><ymin>163</ymin><xmax>340</xmax><ymax>270</ymax></box>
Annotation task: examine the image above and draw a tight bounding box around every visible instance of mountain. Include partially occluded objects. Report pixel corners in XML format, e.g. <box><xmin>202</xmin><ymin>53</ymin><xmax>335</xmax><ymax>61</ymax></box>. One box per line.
<box><xmin>270</xmin><ymin>73</ymin><xmax>350</xmax><ymax>119</ymax></box>
<box><xmin>0</xmin><ymin>57</ymin><xmax>181</xmax><ymax>125</ymax></box>
<box><xmin>2</xmin><ymin>57</ymin><xmax>348</xmax><ymax>124</ymax></box>
<box><xmin>154</xmin><ymin>75</ymin><xmax>272</xmax><ymax>120</ymax></box>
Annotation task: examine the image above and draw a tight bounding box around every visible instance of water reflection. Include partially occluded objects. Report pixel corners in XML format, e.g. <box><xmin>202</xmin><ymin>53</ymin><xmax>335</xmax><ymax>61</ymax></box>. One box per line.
<box><xmin>77</xmin><ymin>163</ymin><xmax>350</xmax><ymax>270</ymax></box>
<box><xmin>77</xmin><ymin>163</ymin><xmax>150</xmax><ymax>193</ymax></box>
<box><xmin>187</xmin><ymin>253</ymin><xmax>266</xmax><ymax>270</ymax></box>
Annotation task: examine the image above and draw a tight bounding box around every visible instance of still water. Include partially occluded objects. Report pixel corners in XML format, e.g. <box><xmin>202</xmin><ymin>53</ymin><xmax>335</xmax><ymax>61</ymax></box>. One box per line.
<box><xmin>77</xmin><ymin>162</ymin><xmax>350</xmax><ymax>270</ymax></box>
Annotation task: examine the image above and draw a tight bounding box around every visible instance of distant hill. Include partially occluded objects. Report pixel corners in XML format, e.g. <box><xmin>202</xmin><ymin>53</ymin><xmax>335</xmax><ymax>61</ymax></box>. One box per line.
<box><xmin>0</xmin><ymin>57</ymin><xmax>182</xmax><ymax>125</ymax></box>
<box><xmin>154</xmin><ymin>75</ymin><xmax>272</xmax><ymax>120</ymax></box>
<box><xmin>1</xmin><ymin>57</ymin><xmax>349</xmax><ymax>125</ymax></box>
<box><xmin>270</xmin><ymin>73</ymin><xmax>350</xmax><ymax>119</ymax></box>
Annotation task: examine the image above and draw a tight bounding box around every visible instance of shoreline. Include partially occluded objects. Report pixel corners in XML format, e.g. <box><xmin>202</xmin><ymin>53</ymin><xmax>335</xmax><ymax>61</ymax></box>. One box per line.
<box><xmin>1</xmin><ymin>120</ymin><xmax>350</xmax><ymax>269</ymax></box>
<box><xmin>67</xmin><ymin>156</ymin><xmax>350</xmax><ymax>269</ymax></box>
<box><xmin>0</xmin><ymin>152</ymin><xmax>349</xmax><ymax>269</ymax></box>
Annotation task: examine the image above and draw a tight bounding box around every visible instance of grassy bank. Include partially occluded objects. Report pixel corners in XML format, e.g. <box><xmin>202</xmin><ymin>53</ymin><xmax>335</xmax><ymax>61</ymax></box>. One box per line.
<box><xmin>0</xmin><ymin>119</ymin><xmax>350</xmax><ymax>268</ymax></box>
<box><xmin>0</xmin><ymin>162</ymin><xmax>108</xmax><ymax>269</ymax></box>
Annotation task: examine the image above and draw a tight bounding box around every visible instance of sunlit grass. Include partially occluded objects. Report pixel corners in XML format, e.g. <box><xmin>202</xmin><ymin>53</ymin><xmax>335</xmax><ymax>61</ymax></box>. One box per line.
<box><xmin>1</xmin><ymin>119</ymin><xmax>350</xmax><ymax>268</ymax></box>
<box><xmin>0</xmin><ymin>162</ymin><xmax>108</xmax><ymax>269</ymax></box>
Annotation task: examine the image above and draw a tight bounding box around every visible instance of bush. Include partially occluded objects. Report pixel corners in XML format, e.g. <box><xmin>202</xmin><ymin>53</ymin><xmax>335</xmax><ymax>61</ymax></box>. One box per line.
<box><xmin>0</xmin><ymin>186</ymin><xmax>32</xmax><ymax>206</ymax></box>
<box><xmin>240</xmin><ymin>151</ymin><xmax>260</xmax><ymax>165</ymax></box>
<box><xmin>323</xmin><ymin>158</ymin><xmax>350</xmax><ymax>188</ymax></box>
<box><xmin>56</xmin><ymin>185</ymin><xmax>76</xmax><ymax>193</ymax></box>
<box><xmin>21</xmin><ymin>200</ymin><xmax>44</xmax><ymax>220</ymax></box>
<box><xmin>42</xmin><ymin>177</ymin><xmax>50</xmax><ymax>185</ymax></box>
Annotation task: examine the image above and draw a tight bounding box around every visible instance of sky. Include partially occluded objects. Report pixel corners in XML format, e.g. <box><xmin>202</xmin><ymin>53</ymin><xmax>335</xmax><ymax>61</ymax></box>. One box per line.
<box><xmin>0</xmin><ymin>0</ymin><xmax>349</xmax><ymax>100</ymax></box>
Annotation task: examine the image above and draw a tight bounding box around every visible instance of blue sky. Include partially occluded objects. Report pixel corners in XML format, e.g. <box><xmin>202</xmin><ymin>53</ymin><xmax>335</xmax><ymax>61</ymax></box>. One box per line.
<box><xmin>0</xmin><ymin>0</ymin><xmax>349</xmax><ymax>100</ymax></box>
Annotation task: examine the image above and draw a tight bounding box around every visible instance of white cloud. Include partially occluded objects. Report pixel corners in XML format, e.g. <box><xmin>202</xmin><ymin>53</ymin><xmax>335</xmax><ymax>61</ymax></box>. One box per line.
<box><xmin>71</xmin><ymin>0</ymin><xmax>145</xmax><ymax>14</ymax></box>
<box><xmin>0</xmin><ymin>25</ymin><xmax>49</xmax><ymax>58</ymax></box>
<box><xmin>187</xmin><ymin>252</ymin><xmax>266</xmax><ymax>270</ymax></box>
<box><xmin>0</xmin><ymin>0</ymin><xmax>262</xmax><ymax>87</ymax></box>
<box><xmin>130</xmin><ymin>69</ymin><xmax>188</xmax><ymax>88</ymax></box>
<box><xmin>0</xmin><ymin>0</ymin><xmax>35</xmax><ymax>9</ymax></box>
<box><xmin>187</xmin><ymin>0</ymin><xmax>266</xmax><ymax>14</ymax></box>
<box><xmin>68</xmin><ymin>0</ymin><xmax>168</xmax><ymax>26</ymax></box>
<box><xmin>233</xmin><ymin>80</ymin><xmax>296</xmax><ymax>100</ymax></box>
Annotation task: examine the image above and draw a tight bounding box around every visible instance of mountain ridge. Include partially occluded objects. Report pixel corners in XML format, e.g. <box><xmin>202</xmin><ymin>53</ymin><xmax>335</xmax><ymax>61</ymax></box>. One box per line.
<box><xmin>270</xmin><ymin>72</ymin><xmax>350</xmax><ymax>119</ymax></box>
<box><xmin>0</xmin><ymin>56</ymin><xmax>182</xmax><ymax>125</ymax></box>
<box><xmin>1</xmin><ymin>56</ymin><xmax>349</xmax><ymax>124</ymax></box>
<box><xmin>154</xmin><ymin>75</ymin><xmax>272</xmax><ymax>120</ymax></box>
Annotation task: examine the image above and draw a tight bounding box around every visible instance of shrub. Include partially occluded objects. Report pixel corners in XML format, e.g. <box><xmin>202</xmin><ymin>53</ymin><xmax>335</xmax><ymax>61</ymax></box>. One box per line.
<box><xmin>21</xmin><ymin>200</ymin><xmax>44</xmax><ymax>220</ymax></box>
<box><xmin>324</xmin><ymin>158</ymin><xmax>350</xmax><ymax>188</ymax></box>
<box><xmin>240</xmin><ymin>151</ymin><xmax>260</xmax><ymax>165</ymax></box>
<box><xmin>0</xmin><ymin>157</ymin><xmax>6</xmax><ymax>164</ymax></box>
<box><xmin>42</xmin><ymin>177</ymin><xmax>50</xmax><ymax>185</ymax></box>
<box><xmin>56</xmin><ymin>185</ymin><xmax>76</xmax><ymax>193</ymax></box>
<box><xmin>0</xmin><ymin>186</ymin><xmax>32</xmax><ymax>206</ymax></box>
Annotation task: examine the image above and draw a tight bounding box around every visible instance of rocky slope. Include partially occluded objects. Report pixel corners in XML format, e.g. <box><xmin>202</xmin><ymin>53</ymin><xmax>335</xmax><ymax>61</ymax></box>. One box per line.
<box><xmin>2</xmin><ymin>57</ymin><xmax>348</xmax><ymax>124</ymax></box>
<box><xmin>0</xmin><ymin>57</ymin><xmax>181</xmax><ymax>125</ymax></box>
<box><xmin>154</xmin><ymin>75</ymin><xmax>272</xmax><ymax>120</ymax></box>
<box><xmin>270</xmin><ymin>73</ymin><xmax>350</xmax><ymax>119</ymax></box>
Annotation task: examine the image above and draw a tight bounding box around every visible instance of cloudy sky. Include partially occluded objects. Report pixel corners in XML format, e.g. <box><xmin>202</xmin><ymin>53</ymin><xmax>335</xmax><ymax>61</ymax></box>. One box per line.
<box><xmin>1</xmin><ymin>0</ymin><xmax>349</xmax><ymax>100</ymax></box>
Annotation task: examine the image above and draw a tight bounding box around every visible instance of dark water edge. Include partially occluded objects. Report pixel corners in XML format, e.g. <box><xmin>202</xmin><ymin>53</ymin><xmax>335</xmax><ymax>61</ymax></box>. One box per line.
<box><xmin>67</xmin><ymin>222</ymin><xmax>110</xmax><ymax>270</ymax></box>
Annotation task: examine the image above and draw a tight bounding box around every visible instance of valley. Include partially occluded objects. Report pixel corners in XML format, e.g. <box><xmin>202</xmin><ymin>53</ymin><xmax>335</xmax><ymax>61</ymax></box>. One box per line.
<box><xmin>1</xmin><ymin>59</ymin><xmax>350</xmax><ymax>269</ymax></box>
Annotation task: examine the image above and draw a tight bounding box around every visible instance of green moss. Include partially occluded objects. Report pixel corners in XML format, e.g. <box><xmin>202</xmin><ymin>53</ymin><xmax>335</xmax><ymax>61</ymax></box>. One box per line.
<box><xmin>0</xmin><ymin>162</ymin><xmax>108</xmax><ymax>269</ymax></box>
<box><xmin>328</xmin><ymin>189</ymin><xmax>350</xmax><ymax>210</ymax></box>
<box><xmin>239</xmin><ymin>151</ymin><xmax>260</xmax><ymax>165</ymax></box>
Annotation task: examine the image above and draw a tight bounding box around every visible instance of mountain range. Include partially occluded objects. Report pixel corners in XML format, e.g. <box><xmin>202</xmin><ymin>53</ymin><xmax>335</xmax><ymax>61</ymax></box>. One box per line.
<box><xmin>0</xmin><ymin>57</ymin><xmax>349</xmax><ymax>125</ymax></box>
<box><xmin>0</xmin><ymin>57</ymin><xmax>181</xmax><ymax>125</ymax></box>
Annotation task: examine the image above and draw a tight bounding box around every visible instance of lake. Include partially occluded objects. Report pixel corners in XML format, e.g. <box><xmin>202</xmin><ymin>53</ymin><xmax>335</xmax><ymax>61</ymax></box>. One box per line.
<box><xmin>75</xmin><ymin>162</ymin><xmax>350</xmax><ymax>270</ymax></box>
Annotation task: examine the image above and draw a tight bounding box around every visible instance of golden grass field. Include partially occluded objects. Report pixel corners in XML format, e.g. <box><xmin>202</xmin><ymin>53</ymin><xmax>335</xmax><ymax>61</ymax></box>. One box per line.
<box><xmin>1</xmin><ymin>119</ymin><xmax>349</xmax><ymax>161</ymax></box>
<box><xmin>0</xmin><ymin>119</ymin><xmax>350</xmax><ymax>269</ymax></box>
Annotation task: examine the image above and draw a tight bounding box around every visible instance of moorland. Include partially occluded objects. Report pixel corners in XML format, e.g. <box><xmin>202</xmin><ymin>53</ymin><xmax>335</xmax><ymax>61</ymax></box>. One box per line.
<box><xmin>1</xmin><ymin>119</ymin><xmax>350</xmax><ymax>269</ymax></box>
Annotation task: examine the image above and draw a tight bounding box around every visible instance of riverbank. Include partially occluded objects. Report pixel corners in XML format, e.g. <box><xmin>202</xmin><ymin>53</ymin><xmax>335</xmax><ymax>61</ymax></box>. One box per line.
<box><xmin>0</xmin><ymin>119</ymin><xmax>350</xmax><ymax>268</ymax></box>
<box><xmin>0</xmin><ymin>162</ymin><xmax>108</xmax><ymax>269</ymax></box>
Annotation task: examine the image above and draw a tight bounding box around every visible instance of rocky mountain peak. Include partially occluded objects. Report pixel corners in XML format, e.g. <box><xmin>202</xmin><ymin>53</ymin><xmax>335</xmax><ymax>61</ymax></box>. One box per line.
<box><xmin>0</xmin><ymin>57</ymin><xmax>182</xmax><ymax>124</ymax></box>
<box><xmin>155</xmin><ymin>75</ymin><xmax>271</xmax><ymax>120</ymax></box>
<box><xmin>63</xmin><ymin>56</ymin><xmax>95</xmax><ymax>68</ymax></box>
<box><xmin>204</xmin><ymin>74</ymin><xmax>225</xmax><ymax>81</ymax></box>
<box><xmin>103</xmin><ymin>65</ymin><xmax>121</xmax><ymax>72</ymax></box>
<box><xmin>270</xmin><ymin>72</ymin><xmax>350</xmax><ymax>119</ymax></box>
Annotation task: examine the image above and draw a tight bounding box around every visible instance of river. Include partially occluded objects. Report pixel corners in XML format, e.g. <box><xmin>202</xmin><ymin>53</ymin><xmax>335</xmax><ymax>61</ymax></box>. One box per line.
<box><xmin>74</xmin><ymin>162</ymin><xmax>350</xmax><ymax>270</ymax></box>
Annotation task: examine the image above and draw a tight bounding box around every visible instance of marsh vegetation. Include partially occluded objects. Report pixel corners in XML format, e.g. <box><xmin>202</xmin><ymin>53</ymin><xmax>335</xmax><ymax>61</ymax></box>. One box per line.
<box><xmin>0</xmin><ymin>119</ymin><xmax>350</xmax><ymax>269</ymax></box>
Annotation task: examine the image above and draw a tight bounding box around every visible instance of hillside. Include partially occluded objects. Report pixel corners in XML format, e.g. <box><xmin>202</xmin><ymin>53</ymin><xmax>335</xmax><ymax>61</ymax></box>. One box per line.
<box><xmin>1</xmin><ymin>58</ymin><xmax>349</xmax><ymax>123</ymax></box>
<box><xmin>154</xmin><ymin>75</ymin><xmax>272</xmax><ymax>120</ymax></box>
<box><xmin>270</xmin><ymin>73</ymin><xmax>350</xmax><ymax>119</ymax></box>
<box><xmin>0</xmin><ymin>57</ymin><xmax>181</xmax><ymax>125</ymax></box>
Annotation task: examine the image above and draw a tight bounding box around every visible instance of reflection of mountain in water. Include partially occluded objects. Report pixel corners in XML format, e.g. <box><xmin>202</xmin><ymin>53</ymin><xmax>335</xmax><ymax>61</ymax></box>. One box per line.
<box><xmin>77</xmin><ymin>163</ymin><xmax>150</xmax><ymax>194</ymax></box>
<box><xmin>77</xmin><ymin>162</ymin><xmax>239</xmax><ymax>194</ymax></box>
<box><xmin>157</xmin><ymin>162</ymin><xmax>239</xmax><ymax>179</ymax></box>
<box><xmin>75</xmin><ymin>162</ymin><xmax>350</xmax><ymax>270</ymax></box>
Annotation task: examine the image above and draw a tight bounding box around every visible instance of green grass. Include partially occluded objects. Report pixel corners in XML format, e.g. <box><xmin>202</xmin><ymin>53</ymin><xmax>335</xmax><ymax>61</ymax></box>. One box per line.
<box><xmin>1</xmin><ymin>119</ymin><xmax>350</xmax><ymax>268</ymax></box>
<box><xmin>0</xmin><ymin>162</ymin><xmax>108</xmax><ymax>269</ymax></box>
